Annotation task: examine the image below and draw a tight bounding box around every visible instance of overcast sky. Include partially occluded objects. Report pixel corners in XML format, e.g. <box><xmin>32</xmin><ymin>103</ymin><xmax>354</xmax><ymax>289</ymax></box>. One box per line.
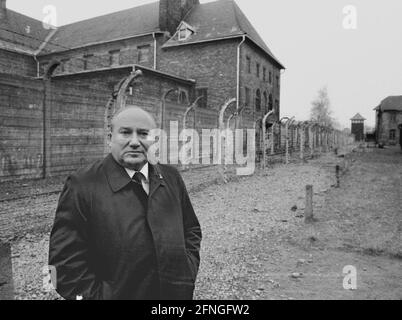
<box><xmin>7</xmin><ymin>0</ymin><xmax>402</xmax><ymax>129</ymax></box>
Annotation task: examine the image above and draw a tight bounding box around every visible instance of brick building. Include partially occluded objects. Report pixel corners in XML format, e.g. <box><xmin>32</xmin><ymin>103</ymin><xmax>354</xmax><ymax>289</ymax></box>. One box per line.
<box><xmin>0</xmin><ymin>0</ymin><xmax>284</xmax><ymax>181</ymax></box>
<box><xmin>374</xmin><ymin>96</ymin><xmax>402</xmax><ymax>146</ymax></box>
<box><xmin>1</xmin><ymin>0</ymin><xmax>284</xmax><ymax>114</ymax></box>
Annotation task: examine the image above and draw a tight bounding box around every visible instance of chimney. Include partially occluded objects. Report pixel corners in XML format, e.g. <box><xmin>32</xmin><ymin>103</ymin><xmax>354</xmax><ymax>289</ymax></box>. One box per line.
<box><xmin>159</xmin><ymin>0</ymin><xmax>199</xmax><ymax>36</ymax></box>
<box><xmin>0</xmin><ymin>0</ymin><xmax>6</xmax><ymax>20</ymax></box>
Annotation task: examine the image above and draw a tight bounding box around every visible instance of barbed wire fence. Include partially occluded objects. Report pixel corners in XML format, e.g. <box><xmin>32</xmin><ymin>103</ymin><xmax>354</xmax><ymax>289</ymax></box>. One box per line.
<box><xmin>0</xmin><ymin>23</ymin><xmax>357</xmax><ymax>185</ymax></box>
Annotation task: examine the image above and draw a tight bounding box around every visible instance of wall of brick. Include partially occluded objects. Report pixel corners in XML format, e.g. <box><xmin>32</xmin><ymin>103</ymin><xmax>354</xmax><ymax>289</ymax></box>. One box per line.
<box><xmin>44</xmin><ymin>67</ymin><xmax>202</xmax><ymax>177</ymax></box>
<box><xmin>159</xmin><ymin>39</ymin><xmax>239</xmax><ymax>113</ymax></box>
<box><xmin>0</xmin><ymin>49</ymin><xmax>37</xmax><ymax>77</ymax></box>
<box><xmin>38</xmin><ymin>35</ymin><xmax>158</xmax><ymax>77</ymax></box>
<box><xmin>159</xmin><ymin>38</ymin><xmax>282</xmax><ymax>131</ymax></box>
<box><xmin>0</xmin><ymin>67</ymin><xmax>204</xmax><ymax>180</ymax></box>
<box><xmin>239</xmin><ymin>40</ymin><xmax>282</xmax><ymax>124</ymax></box>
<box><xmin>378</xmin><ymin>111</ymin><xmax>402</xmax><ymax>145</ymax></box>
<box><xmin>0</xmin><ymin>73</ymin><xmax>44</xmax><ymax>182</ymax></box>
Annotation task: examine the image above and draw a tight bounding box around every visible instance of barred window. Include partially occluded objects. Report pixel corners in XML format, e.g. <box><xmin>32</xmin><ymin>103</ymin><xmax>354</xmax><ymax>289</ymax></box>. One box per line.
<box><xmin>255</xmin><ymin>89</ymin><xmax>261</xmax><ymax>112</ymax></box>
<box><xmin>263</xmin><ymin>91</ymin><xmax>268</xmax><ymax>113</ymax></box>
<box><xmin>246</xmin><ymin>56</ymin><xmax>251</xmax><ymax>73</ymax></box>
<box><xmin>268</xmin><ymin>94</ymin><xmax>273</xmax><ymax>111</ymax></box>
<box><xmin>109</xmin><ymin>50</ymin><xmax>120</xmax><ymax>66</ymax></box>
<box><xmin>196</xmin><ymin>88</ymin><xmax>208</xmax><ymax>108</ymax></box>
<box><xmin>245</xmin><ymin>87</ymin><xmax>251</xmax><ymax>106</ymax></box>
<box><xmin>60</xmin><ymin>59</ymin><xmax>69</xmax><ymax>73</ymax></box>
<box><xmin>137</xmin><ymin>45</ymin><xmax>150</xmax><ymax>63</ymax></box>
<box><xmin>83</xmin><ymin>54</ymin><xmax>93</xmax><ymax>70</ymax></box>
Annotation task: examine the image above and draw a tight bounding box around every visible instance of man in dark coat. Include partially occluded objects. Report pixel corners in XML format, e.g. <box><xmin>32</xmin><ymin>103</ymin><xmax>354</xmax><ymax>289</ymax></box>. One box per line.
<box><xmin>48</xmin><ymin>106</ymin><xmax>202</xmax><ymax>300</ymax></box>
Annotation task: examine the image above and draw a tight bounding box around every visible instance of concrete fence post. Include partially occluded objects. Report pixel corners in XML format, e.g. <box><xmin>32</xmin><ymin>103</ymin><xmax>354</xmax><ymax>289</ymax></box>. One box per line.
<box><xmin>305</xmin><ymin>185</ymin><xmax>314</xmax><ymax>223</ymax></box>
<box><xmin>218</xmin><ymin>98</ymin><xmax>236</xmax><ymax>181</ymax></box>
<box><xmin>0</xmin><ymin>241</ymin><xmax>14</xmax><ymax>300</ymax></box>
<box><xmin>300</xmin><ymin>125</ymin><xmax>305</xmax><ymax>160</ymax></box>
<box><xmin>262</xmin><ymin>110</ymin><xmax>275</xmax><ymax>169</ymax></box>
<box><xmin>336</xmin><ymin>165</ymin><xmax>340</xmax><ymax>188</ymax></box>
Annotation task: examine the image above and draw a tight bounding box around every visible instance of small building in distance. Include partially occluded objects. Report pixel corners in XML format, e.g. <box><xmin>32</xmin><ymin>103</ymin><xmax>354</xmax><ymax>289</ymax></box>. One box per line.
<box><xmin>374</xmin><ymin>96</ymin><xmax>402</xmax><ymax>146</ymax></box>
<box><xmin>350</xmin><ymin>113</ymin><xmax>366</xmax><ymax>142</ymax></box>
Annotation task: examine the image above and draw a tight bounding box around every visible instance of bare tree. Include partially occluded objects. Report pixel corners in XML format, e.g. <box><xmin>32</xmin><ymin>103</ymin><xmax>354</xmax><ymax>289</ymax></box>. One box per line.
<box><xmin>310</xmin><ymin>86</ymin><xmax>334</xmax><ymax>127</ymax></box>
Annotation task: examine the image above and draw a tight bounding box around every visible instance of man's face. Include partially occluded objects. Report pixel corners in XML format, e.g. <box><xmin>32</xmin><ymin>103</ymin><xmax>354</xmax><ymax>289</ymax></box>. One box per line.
<box><xmin>110</xmin><ymin>108</ymin><xmax>156</xmax><ymax>170</ymax></box>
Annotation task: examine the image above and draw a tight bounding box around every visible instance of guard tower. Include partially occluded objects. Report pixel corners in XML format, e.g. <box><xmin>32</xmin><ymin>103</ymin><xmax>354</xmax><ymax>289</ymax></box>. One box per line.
<box><xmin>351</xmin><ymin>113</ymin><xmax>366</xmax><ymax>141</ymax></box>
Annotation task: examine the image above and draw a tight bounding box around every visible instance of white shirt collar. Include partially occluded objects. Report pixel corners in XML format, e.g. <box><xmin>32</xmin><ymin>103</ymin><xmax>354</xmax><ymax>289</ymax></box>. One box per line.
<box><xmin>125</xmin><ymin>162</ymin><xmax>149</xmax><ymax>182</ymax></box>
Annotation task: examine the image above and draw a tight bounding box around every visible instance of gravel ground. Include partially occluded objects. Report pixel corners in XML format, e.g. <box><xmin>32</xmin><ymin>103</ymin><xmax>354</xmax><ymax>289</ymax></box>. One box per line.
<box><xmin>2</xmin><ymin>146</ymin><xmax>401</xmax><ymax>300</ymax></box>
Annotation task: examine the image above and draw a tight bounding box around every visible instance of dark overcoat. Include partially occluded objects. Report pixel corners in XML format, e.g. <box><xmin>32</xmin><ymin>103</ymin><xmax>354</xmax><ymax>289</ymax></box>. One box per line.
<box><xmin>48</xmin><ymin>154</ymin><xmax>202</xmax><ymax>300</ymax></box>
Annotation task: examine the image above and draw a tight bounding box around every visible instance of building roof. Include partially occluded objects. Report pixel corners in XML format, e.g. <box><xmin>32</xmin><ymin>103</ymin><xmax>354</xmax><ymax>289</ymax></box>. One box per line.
<box><xmin>350</xmin><ymin>113</ymin><xmax>366</xmax><ymax>121</ymax></box>
<box><xmin>51</xmin><ymin>64</ymin><xmax>195</xmax><ymax>85</ymax></box>
<box><xmin>375</xmin><ymin>96</ymin><xmax>402</xmax><ymax>112</ymax></box>
<box><xmin>0</xmin><ymin>9</ymin><xmax>53</xmax><ymax>54</ymax></box>
<box><xmin>163</xmin><ymin>0</ymin><xmax>284</xmax><ymax>69</ymax></box>
<box><xmin>42</xmin><ymin>2</ymin><xmax>161</xmax><ymax>54</ymax></box>
<box><xmin>1</xmin><ymin>0</ymin><xmax>284</xmax><ymax>69</ymax></box>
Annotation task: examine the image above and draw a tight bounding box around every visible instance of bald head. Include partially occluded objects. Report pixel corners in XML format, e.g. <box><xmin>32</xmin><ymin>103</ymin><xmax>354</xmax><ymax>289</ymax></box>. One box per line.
<box><xmin>109</xmin><ymin>106</ymin><xmax>157</xmax><ymax>170</ymax></box>
<box><xmin>111</xmin><ymin>106</ymin><xmax>157</xmax><ymax>132</ymax></box>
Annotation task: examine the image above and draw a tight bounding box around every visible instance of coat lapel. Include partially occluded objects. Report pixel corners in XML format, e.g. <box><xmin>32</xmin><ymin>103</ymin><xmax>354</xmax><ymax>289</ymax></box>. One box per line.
<box><xmin>102</xmin><ymin>154</ymin><xmax>132</xmax><ymax>193</ymax></box>
<box><xmin>148</xmin><ymin>163</ymin><xmax>166</xmax><ymax>198</ymax></box>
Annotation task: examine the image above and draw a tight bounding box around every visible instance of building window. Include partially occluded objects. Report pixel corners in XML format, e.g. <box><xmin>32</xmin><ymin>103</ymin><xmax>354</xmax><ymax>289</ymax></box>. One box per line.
<box><xmin>196</xmin><ymin>88</ymin><xmax>208</xmax><ymax>108</ymax></box>
<box><xmin>268</xmin><ymin>94</ymin><xmax>273</xmax><ymax>111</ymax></box>
<box><xmin>178</xmin><ymin>23</ymin><xmax>193</xmax><ymax>41</ymax></box>
<box><xmin>109</xmin><ymin>50</ymin><xmax>120</xmax><ymax>66</ymax></box>
<box><xmin>256</xmin><ymin>63</ymin><xmax>260</xmax><ymax>78</ymax></box>
<box><xmin>255</xmin><ymin>89</ymin><xmax>261</xmax><ymax>112</ymax></box>
<box><xmin>83</xmin><ymin>54</ymin><xmax>93</xmax><ymax>70</ymax></box>
<box><xmin>246</xmin><ymin>56</ymin><xmax>251</xmax><ymax>73</ymax></box>
<box><xmin>263</xmin><ymin>91</ymin><xmax>268</xmax><ymax>113</ymax></box>
<box><xmin>138</xmin><ymin>45</ymin><xmax>150</xmax><ymax>63</ymax></box>
<box><xmin>275</xmin><ymin>99</ymin><xmax>279</xmax><ymax>115</ymax></box>
<box><xmin>41</xmin><ymin>62</ymin><xmax>49</xmax><ymax>75</ymax></box>
<box><xmin>263</xmin><ymin>67</ymin><xmax>266</xmax><ymax>81</ymax></box>
<box><xmin>276</xmin><ymin>75</ymin><xmax>280</xmax><ymax>89</ymax></box>
<box><xmin>244</xmin><ymin>87</ymin><xmax>251</xmax><ymax>106</ymax></box>
<box><xmin>390</xmin><ymin>129</ymin><xmax>396</xmax><ymax>140</ymax></box>
<box><xmin>390</xmin><ymin>113</ymin><xmax>397</xmax><ymax>123</ymax></box>
<box><xmin>60</xmin><ymin>58</ymin><xmax>69</xmax><ymax>73</ymax></box>
<box><xmin>269</xmin><ymin>71</ymin><xmax>272</xmax><ymax>84</ymax></box>
<box><xmin>178</xmin><ymin>89</ymin><xmax>188</xmax><ymax>104</ymax></box>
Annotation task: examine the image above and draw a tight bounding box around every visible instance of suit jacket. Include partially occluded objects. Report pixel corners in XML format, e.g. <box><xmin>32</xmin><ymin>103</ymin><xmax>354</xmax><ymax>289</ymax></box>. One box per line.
<box><xmin>48</xmin><ymin>154</ymin><xmax>202</xmax><ymax>300</ymax></box>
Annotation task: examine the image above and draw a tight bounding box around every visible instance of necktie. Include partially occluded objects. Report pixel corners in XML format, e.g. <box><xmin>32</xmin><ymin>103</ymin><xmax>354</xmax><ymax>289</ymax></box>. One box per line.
<box><xmin>132</xmin><ymin>171</ymin><xmax>145</xmax><ymax>186</ymax></box>
<box><xmin>132</xmin><ymin>172</ymin><xmax>148</xmax><ymax>196</ymax></box>
<box><xmin>131</xmin><ymin>172</ymin><xmax>148</xmax><ymax>209</ymax></box>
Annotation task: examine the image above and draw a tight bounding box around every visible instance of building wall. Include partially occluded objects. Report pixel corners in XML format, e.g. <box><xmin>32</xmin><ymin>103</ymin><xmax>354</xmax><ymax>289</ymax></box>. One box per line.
<box><xmin>239</xmin><ymin>40</ymin><xmax>282</xmax><ymax>125</ymax></box>
<box><xmin>159</xmin><ymin>39</ymin><xmax>239</xmax><ymax>113</ymax></box>
<box><xmin>377</xmin><ymin>111</ymin><xmax>402</xmax><ymax>145</ymax></box>
<box><xmin>0</xmin><ymin>67</ymin><xmax>200</xmax><ymax>180</ymax></box>
<box><xmin>38</xmin><ymin>34</ymin><xmax>158</xmax><ymax>77</ymax></box>
<box><xmin>0</xmin><ymin>73</ymin><xmax>44</xmax><ymax>182</ymax></box>
<box><xmin>47</xmin><ymin>67</ymin><xmax>198</xmax><ymax>176</ymax></box>
<box><xmin>0</xmin><ymin>49</ymin><xmax>37</xmax><ymax>77</ymax></box>
<box><xmin>38</xmin><ymin>35</ymin><xmax>282</xmax><ymax>130</ymax></box>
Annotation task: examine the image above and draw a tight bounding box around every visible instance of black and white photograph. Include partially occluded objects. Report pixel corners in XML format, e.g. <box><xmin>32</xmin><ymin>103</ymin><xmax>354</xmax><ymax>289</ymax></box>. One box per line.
<box><xmin>0</xmin><ymin>0</ymin><xmax>401</xmax><ymax>304</ymax></box>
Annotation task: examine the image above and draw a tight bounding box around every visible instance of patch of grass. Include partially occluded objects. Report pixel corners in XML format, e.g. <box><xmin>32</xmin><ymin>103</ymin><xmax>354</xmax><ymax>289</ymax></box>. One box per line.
<box><xmin>362</xmin><ymin>247</ymin><xmax>385</xmax><ymax>257</ymax></box>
